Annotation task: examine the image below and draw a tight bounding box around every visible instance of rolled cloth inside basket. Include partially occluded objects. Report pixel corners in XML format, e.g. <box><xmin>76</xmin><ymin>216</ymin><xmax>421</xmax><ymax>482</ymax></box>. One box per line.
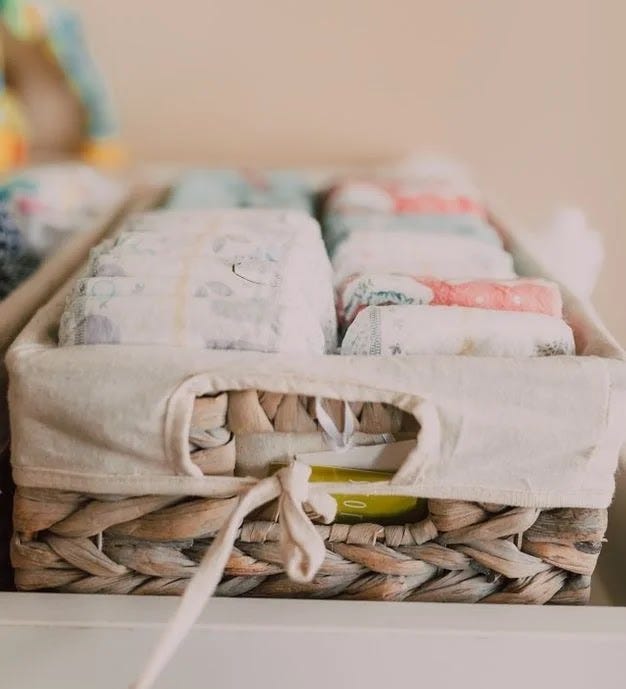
<box><xmin>338</xmin><ymin>274</ymin><xmax>563</xmax><ymax>327</ymax></box>
<box><xmin>341</xmin><ymin>305</ymin><xmax>575</xmax><ymax>357</ymax></box>
<box><xmin>165</xmin><ymin>169</ymin><xmax>313</xmax><ymax>212</ymax></box>
<box><xmin>332</xmin><ymin>232</ymin><xmax>516</xmax><ymax>284</ymax></box>
<box><xmin>60</xmin><ymin>209</ymin><xmax>337</xmax><ymax>352</ymax></box>
<box><xmin>323</xmin><ymin>212</ymin><xmax>502</xmax><ymax>254</ymax></box>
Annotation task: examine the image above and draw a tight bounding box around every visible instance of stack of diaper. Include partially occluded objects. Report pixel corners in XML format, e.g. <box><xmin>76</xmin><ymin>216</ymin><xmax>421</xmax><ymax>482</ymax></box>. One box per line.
<box><xmin>165</xmin><ymin>169</ymin><xmax>314</xmax><ymax>212</ymax></box>
<box><xmin>3</xmin><ymin>163</ymin><xmax>125</xmax><ymax>256</ymax></box>
<box><xmin>0</xmin><ymin>162</ymin><xmax>124</xmax><ymax>299</ymax></box>
<box><xmin>0</xmin><ymin>201</ymin><xmax>39</xmax><ymax>300</ymax></box>
<box><xmin>59</xmin><ymin>209</ymin><xmax>337</xmax><ymax>354</ymax></box>
<box><xmin>323</xmin><ymin>167</ymin><xmax>575</xmax><ymax>357</ymax></box>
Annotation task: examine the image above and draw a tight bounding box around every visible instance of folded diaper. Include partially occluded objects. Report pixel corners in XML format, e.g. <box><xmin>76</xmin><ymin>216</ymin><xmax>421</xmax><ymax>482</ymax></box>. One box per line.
<box><xmin>165</xmin><ymin>170</ymin><xmax>241</xmax><ymax>209</ymax></box>
<box><xmin>332</xmin><ymin>232</ymin><xmax>516</xmax><ymax>284</ymax></box>
<box><xmin>166</xmin><ymin>169</ymin><xmax>313</xmax><ymax>212</ymax></box>
<box><xmin>71</xmin><ymin>276</ymin><xmax>232</xmax><ymax>299</ymax></box>
<box><xmin>243</xmin><ymin>170</ymin><xmax>312</xmax><ymax>211</ymax></box>
<box><xmin>116</xmin><ymin>209</ymin><xmax>337</xmax><ymax>350</ymax></box>
<box><xmin>325</xmin><ymin>180</ymin><xmax>484</xmax><ymax>216</ymax></box>
<box><xmin>61</xmin><ymin>209</ymin><xmax>337</xmax><ymax>353</ymax></box>
<box><xmin>341</xmin><ymin>305</ymin><xmax>575</xmax><ymax>357</ymax></box>
<box><xmin>323</xmin><ymin>212</ymin><xmax>501</xmax><ymax>254</ymax></box>
<box><xmin>338</xmin><ymin>274</ymin><xmax>563</xmax><ymax>327</ymax></box>
<box><xmin>322</xmin><ymin>170</ymin><xmax>501</xmax><ymax>253</ymax></box>
<box><xmin>121</xmin><ymin>208</ymin><xmax>321</xmax><ymax>240</ymax></box>
<box><xmin>59</xmin><ymin>292</ymin><xmax>324</xmax><ymax>353</ymax></box>
<box><xmin>91</xmin><ymin>231</ymin><xmax>294</xmax><ymax>271</ymax></box>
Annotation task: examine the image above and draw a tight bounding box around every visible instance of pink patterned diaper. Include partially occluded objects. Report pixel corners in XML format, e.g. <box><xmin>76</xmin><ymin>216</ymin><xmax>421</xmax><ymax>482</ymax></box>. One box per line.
<box><xmin>338</xmin><ymin>274</ymin><xmax>563</xmax><ymax>327</ymax></box>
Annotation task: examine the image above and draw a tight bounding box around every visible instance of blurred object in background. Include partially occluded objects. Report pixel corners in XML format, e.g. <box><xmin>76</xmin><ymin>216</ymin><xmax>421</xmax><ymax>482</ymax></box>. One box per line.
<box><xmin>382</xmin><ymin>153</ymin><xmax>478</xmax><ymax>196</ymax></box>
<box><xmin>390</xmin><ymin>154</ymin><xmax>604</xmax><ymax>301</ymax></box>
<box><xmin>165</xmin><ymin>168</ymin><xmax>314</xmax><ymax>212</ymax></box>
<box><xmin>0</xmin><ymin>195</ymin><xmax>37</xmax><ymax>298</ymax></box>
<box><xmin>2</xmin><ymin>161</ymin><xmax>124</xmax><ymax>255</ymax></box>
<box><xmin>0</xmin><ymin>27</ymin><xmax>28</xmax><ymax>169</ymax></box>
<box><xmin>0</xmin><ymin>0</ymin><xmax>124</xmax><ymax>172</ymax></box>
<box><xmin>0</xmin><ymin>161</ymin><xmax>125</xmax><ymax>297</ymax></box>
<box><xmin>534</xmin><ymin>207</ymin><xmax>604</xmax><ymax>300</ymax></box>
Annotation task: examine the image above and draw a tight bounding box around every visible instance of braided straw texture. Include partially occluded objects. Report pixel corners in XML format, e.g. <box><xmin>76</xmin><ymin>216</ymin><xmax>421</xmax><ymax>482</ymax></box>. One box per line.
<box><xmin>0</xmin><ymin>447</ymin><xmax>13</xmax><ymax>591</ymax></box>
<box><xmin>12</xmin><ymin>488</ymin><xmax>606</xmax><ymax>603</ymax></box>
<box><xmin>225</xmin><ymin>391</ymin><xmax>416</xmax><ymax>435</ymax></box>
<box><xmin>9</xmin><ymin>391</ymin><xmax>608</xmax><ymax>602</ymax></box>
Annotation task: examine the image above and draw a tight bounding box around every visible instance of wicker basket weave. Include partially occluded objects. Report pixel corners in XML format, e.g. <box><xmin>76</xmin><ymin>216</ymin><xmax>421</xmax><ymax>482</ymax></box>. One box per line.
<box><xmin>0</xmin><ymin>447</ymin><xmax>13</xmax><ymax>591</ymax></box>
<box><xmin>11</xmin><ymin>391</ymin><xmax>608</xmax><ymax>604</ymax></box>
<box><xmin>0</xmin><ymin>187</ymin><xmax>165</xmax><ymax>591</ymax></box>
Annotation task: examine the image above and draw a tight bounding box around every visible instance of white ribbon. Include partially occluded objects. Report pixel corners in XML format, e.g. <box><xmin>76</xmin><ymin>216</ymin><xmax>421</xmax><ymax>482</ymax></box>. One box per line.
<box><xmin>315</xmin><ymin>397</ymin><xmax>356</xmax><ymax>451</ymax></box>
<box><xmin>131</xmin><ymin>462</ymin><xmax>337</xmax><ymax>689</ymax></box>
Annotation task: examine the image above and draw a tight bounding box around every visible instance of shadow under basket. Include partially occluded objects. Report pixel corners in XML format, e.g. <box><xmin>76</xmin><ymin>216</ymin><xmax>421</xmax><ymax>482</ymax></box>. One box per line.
<box><xmin>10</xmin><ymin>391</ymin><xmax>608</xmax><ymax>604</ymax></box>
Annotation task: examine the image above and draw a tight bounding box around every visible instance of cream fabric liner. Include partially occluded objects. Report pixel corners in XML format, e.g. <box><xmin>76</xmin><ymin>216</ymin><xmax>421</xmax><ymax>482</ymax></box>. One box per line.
<box><xmin>6</xmin><ymin>204</ymin><xmax>626</xmax><ymax>509</ymax></box>
<box><xmin>0</xmin><ymin>187</ymin><xmax>161</xmax><ymax>453</ymax></box>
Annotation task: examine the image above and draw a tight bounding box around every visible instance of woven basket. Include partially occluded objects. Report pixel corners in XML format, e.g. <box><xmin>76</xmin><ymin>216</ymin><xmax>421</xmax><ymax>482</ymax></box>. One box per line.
<box><xmin>11</xmin><ymin>390</ymin><xmax>607</xmax><ymax>604</ymax></box>
<box><xmin>0</xmin><ymin>192</ymin><xmax>159</xmax><ymax>591</ymax></box>
<box><xmin>0</xmin><ymin>447</ymin><xmax>13</xmax><ymax>591</ymax></box>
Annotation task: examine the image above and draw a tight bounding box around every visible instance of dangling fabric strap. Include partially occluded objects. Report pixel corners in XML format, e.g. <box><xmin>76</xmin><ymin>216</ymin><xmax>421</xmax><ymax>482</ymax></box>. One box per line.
<box><xmin>131</xmin><ymin>462</ymin><xmax>337</xmax><ymax>689</ymax></box>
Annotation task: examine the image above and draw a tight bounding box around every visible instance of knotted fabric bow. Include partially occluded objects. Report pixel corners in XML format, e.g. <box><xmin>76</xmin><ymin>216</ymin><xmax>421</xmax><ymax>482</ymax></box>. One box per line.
<box><xmin>132</xmin><ymin>461</ymin><xmax>337</xmax><ymax>689</ymax></box>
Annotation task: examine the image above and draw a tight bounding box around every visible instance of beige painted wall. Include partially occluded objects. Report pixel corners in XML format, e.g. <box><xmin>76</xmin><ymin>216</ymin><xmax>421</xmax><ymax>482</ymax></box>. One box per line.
<box><xmin>69</xmin><ymin>0</ymin><xmax>625</xmax><ymax>342</ymax></box>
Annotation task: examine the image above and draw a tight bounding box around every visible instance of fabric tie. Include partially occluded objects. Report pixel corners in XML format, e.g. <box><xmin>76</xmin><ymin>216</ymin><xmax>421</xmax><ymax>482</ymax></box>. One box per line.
<box><xmin>315</xmin><ymin>397</ymin><xmax>356</xmax><ymax>451</ymax></box>
<box><xmin>131</xmin><ymin>461</ymin><xmax>337</xmax><ymax>689</ymax></box>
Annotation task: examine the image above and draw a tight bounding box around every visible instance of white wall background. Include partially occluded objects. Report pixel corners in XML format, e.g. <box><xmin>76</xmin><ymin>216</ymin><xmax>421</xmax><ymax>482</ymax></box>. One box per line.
<box><xmin>68</xmin><ymin>0</ymin><xmax>626</xmax><ymax>342</ymax></box>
